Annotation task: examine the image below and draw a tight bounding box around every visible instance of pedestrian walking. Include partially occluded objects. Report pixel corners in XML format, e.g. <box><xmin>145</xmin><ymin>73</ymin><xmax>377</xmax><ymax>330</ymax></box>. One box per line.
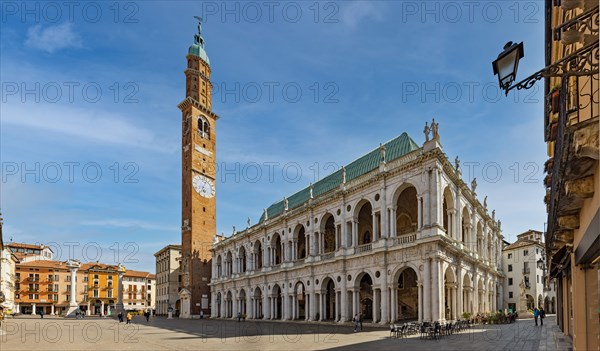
<box><xmin>237</xmin><ymin>312</ymin><xmax>242</xmax><ymax>322</ymax></box>
<box><xmin>359</xmin><ymin>313</ymin><xmax>363</xmax><ymax>331</ymax></box>
<box><xmin>533</xmin><ymin>307</ymin><xmax>539</xmax><ymax>326</ymax></box>
<box><xmin>353</xmin><ymin>314</ymin><xmax>359</xmax><ymax>332</ymax></box>
<box><xmin>540</xmin><ymin>307</ymin><xmax>545</xmax><ymax>326</ymax></box>
<box><xmin>118</xmin><ymin>311</ymin><xmax>123</xmax><ymax>322</ymax></box>
<box><xmin>39</xmin><ymin>309</ymin><xmax>44</xmax><ymax>319</ymax></box>
<box><xmin>145</xmin><ymin>310</ymin><xmax>150</xmax><ymax>322</ymax></box>
<box><xmin>126</xmin><ymin>312</ymin><xmax>132</xmax><ymax>324</ymax></box>
<box><xmin>200</xmin><ymin>310</ymin><xmax>204</xmax><ymax>319</ymax></box>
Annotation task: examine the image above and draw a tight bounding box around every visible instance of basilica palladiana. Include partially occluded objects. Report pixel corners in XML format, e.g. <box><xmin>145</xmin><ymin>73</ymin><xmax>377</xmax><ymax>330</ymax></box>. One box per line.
<box><xmin>209</xmin><ymin>124</ymin><xmax>503</xmax><ymax>324</ymax></box>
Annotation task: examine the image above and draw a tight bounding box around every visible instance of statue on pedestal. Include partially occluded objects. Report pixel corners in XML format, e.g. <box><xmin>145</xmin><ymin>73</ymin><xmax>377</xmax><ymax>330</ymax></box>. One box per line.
<box><xmin>483</xmin><ymin>196</ymin><xmax>488</xmax><ymax>210</ymax></box>
<box><xmin>309</xmin><ymin>183</ymin><xmax>314</xmax><ymax>199</ymax></box>
<box><xmin>263</xmin><ymin>208</ymin><xmax>268</xmax><ymax>221</ymax></box>
<box><xmin>379</xmin><ymin>143</ymin><xmax>386</xmax><ymax>163</ymax></box>
<box><xmin>283</xmin><ymin>197</ymin><xmax>289</xmax><ymax>211</ymax></box>
<box><xmin>342</xmin><ymin>166</ymin><xmax>347</xmax><ymax>184</ymax></box>
<box><xmin>471</xmin><ymin>178</ymin><xmax>477</xmax><ymax>193</ymax></box>
<box><xmin>423</xmin><ymin>122</ymin><xmax>430</xmax><ymax>142</ymax></box>
<box><xmin>455</xmin><ymin>156</ymin><xmax>460</xmax><ymax>172</ymax></box>
<box><xmin>431</xmin><ymin>118</ymin><xmax>439</xmax><ymax>140</ymax></box>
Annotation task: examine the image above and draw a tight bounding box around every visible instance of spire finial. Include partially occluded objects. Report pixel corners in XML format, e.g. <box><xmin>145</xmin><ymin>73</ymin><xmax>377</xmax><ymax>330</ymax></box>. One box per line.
<box><xmin>193</xmin><ymin>16</ymin><xmax>205</xmax><ymax>47</ymax></box>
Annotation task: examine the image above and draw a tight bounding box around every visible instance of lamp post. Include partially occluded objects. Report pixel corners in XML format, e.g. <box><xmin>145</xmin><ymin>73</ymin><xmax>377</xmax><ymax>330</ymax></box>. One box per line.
<box><xmin>492</xmin><ymin>39</ymin><xmax>598</xmax><ymax>95</ymax></box>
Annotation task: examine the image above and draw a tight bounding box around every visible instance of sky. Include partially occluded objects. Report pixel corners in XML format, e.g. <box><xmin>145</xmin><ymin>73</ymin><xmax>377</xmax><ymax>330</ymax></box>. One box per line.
<box><xmin>1</xmin><ymin>1</ymin><xmax>549</xmax><ymax>273</ymax></box>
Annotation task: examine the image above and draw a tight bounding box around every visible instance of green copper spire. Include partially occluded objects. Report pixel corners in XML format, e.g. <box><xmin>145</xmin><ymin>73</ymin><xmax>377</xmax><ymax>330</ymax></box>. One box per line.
<box><xmin>188</xmin><ymin>16</ymin><xmax>210</xmax><ymax>65</ymax></box>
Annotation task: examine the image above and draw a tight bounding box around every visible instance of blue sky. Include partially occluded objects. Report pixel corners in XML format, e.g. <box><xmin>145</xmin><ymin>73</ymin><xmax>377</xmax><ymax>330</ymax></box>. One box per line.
<box><xmin>1</xmin><ymin>1</ymin><xmax>548</xmax><ymax>272</ymax></box>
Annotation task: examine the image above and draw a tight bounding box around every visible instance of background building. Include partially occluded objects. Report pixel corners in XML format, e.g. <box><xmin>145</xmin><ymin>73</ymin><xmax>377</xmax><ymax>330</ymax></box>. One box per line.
<box><xmin>8</xmin><ymin>247</ymin><xmax>154</xmax><ymax>316</ymax></box>
<box><xmin>123</xmin><ymin>270</ymin><xmax>155</xmax><ymax>312</ymax></box>
<box><xmin>502</xmin><ymin>230</ymin><xmax>556</xmax><ymax>314</ymax></box>
<box><xmin>154</xmin><ymin>244</ymin><xmax>182</xmax><ymax>316</ymax></box>
<box><xmin>543</xmin><ymin>1</ymin><xmax>599</xmax><ymax>350</ymax></box>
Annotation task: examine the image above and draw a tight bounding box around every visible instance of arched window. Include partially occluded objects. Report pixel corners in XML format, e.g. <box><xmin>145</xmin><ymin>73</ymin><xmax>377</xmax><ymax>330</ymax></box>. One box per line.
<box><xmin>198</xmin><ymin>116</ymin><xmax>210</xmax><ymax>140</ymax></box>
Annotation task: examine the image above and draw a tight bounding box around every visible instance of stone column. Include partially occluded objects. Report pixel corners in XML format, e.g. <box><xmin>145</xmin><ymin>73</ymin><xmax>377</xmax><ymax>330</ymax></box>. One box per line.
<box><xmin>352</xmin><ymin>220</ymin><xmax>358</xmax><ymax>247</ymax></box>
<box><xmin>309</xmin><ymin>287</ymin><xmax>316</xmax><ymax>321</ymax></box>
<box><xmin>372</xmin><ymin>212</ymin><xmax>378</xmax><ymax>241</ymax></box>
<box><xmin>101</xmin><ymin>301</ymin><xmax>105</xmax><ymax>316</ymax></box>
<box><xmin>32</xmin><ymin>303</ymin><xmax>36</xmax><ymax>315</ymax></box>
<box><xmin>432</xmin><ymin>258</ymin><xmax>440</xmax><ymax>321</ymax></box>
<box><xmin>373</xmin><ymin>288</ymin><xmax>380</xmax><ymax>323</ymax></box>
<box><xmin>116</xmin><ymin>267</ymin><xmax>125</xmax><ymax>316</ymax></box>
<box><xmin>340</xmin><ymin>274</ymin><xmax>348</xmax><ymax>322</ymax></box>
<box><xmin>51</xmin><ymin>304</ymin><xmax>55</xmax><ymax>315</ymax></box>
<box><xmin>380</xmin><ymin>272</ymin><xmax>389</xmax><ymax>324</ymax></box>
<box><xmin>65</xmin><ymin>260</ymin><xmax>81</xmax><ymax>317</ymax></box>
<box><xmin>390</xmin><ymin>206</ymin><xmax>397</xmax><ymax>237</ymax></box>
<box><xmin>320</xmin><ymin>293</ymin><xmax>326</xmax><ymax>321</ymax></box>
<box><xmin>381</xmin><ymin>183</ymin><xmax>388</xmax><ymax>239</ymax></box>
<box><xmin>451</xmin><ymin>285</ymin><xmax>457</xmax><ymax>320</ymax></box>
<box><xmin>352</xmin><ymin>289</ymin><xmax>358</xmax><ymax>319</ymax></box>
<box><xmin>423</xmin><ymin>259</ymin><xmax>431</xmax><ymax>322</ymax></box>
<box><xmin>87</xmin><ymin>301</ymin><xmax>91</xmax><ymax>316</ymax></box>
<box><xmin>417</xmin><ymin>281</ymin><xmax>423</xmax><ymax>322</ymax></box>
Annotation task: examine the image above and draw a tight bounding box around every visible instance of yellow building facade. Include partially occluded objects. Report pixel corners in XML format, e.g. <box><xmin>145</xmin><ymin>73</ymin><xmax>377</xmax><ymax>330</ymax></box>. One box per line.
<box><xmin>543</xmin><ymin>1</ymin><xmax>599</xmax><ymax>350</ymax></box>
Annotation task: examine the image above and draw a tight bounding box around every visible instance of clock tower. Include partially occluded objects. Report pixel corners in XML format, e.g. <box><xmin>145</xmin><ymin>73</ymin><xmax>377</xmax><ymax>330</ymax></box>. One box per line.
<box><xmin>178</xmin><ymin>17</ymin><xmax>217</xmax><ymax>318</ymax></box>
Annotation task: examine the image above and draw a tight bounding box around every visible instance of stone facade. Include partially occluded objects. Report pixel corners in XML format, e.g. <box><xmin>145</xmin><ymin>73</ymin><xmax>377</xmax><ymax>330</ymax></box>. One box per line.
<box><xmin>210</xmin><ymin>135</ymin><xmax>504</xmax><ymax>324</ymax></box>
<box><xmin>502</xmin><ymin>230</ymin><xmax>556</xmax><ymax>314</ymax></box>
<box><xmin>154</xmin><ymin>244</ymin><xmax>182</xmax><ymax>315</ymax></box>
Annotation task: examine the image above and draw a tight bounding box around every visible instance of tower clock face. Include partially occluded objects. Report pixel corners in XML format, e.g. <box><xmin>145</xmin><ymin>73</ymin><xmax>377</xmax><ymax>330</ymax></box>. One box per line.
<box><xmin>192</xmin><ymin>174</ymin><xmax>215</xmax><ymax>198</ymax></box>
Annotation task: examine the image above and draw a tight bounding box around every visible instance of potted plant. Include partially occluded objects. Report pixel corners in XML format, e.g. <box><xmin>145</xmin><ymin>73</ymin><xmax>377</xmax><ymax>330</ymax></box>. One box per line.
<box><xmin>550</xmin><ymin>84</ymin><xmax>561</xmax><ymax>114</ymax></box>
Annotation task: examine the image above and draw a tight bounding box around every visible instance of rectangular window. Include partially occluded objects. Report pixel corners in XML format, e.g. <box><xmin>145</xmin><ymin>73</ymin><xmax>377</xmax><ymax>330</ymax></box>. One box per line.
<box><xmin>508</xmin><ymin>253</ymin><xmax>512</xmax><ymax>259</ymax></box>
<box><xmin>524</xmin><ymin>250</ymin><xmax>528</xmax><ymax>256</ymax></box>
<box><xmin>509</xmin><ymin>292</ymin><xmax>513</xmax><ymax>298</ymax></box>
<box><xmin>66</xmin><ymin>295</ymin><xmax>70</xmax><ymax>301</ymax></box>
<box><xmin>508</xmin><ymin>264</ymin><xmax>512</xmax><ymax>272</ymax></box>
<box><xmin>508</xmin><ymin>278</ymin><xmax>513</xmax><ymax>286</ymax></box>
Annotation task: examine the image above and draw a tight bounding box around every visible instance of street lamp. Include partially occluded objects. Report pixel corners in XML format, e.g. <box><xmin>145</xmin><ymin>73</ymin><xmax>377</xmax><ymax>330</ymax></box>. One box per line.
<box><xmin>492</xmin><ymin>36</ymin><xmax>598</xmax><ymax>95</ymax></box>
<box><xmin>492</xmin><ymin>41</ymin><xmax>524</xmax><ymax>93</ymax></box>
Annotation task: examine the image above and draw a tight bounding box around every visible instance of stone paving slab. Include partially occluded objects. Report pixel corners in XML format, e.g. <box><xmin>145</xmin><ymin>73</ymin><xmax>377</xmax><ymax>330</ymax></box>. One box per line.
<box><xmin>0</xmin><ymin>315</ymin><xmax>569</xmax><ymax>351</ymax></box>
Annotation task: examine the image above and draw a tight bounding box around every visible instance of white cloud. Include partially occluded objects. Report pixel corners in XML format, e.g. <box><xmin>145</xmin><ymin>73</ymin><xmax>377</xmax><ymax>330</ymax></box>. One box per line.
<box><xmin>340</xmin><ymin>1</ymin><xmax>384</xmax><ymax>28</ymax></box>
<box><xmin>3</xmin><ymin>103</ymin><xmax>176</xmax><ymax>152</ymax></box>
<box><xmin>81</xmin><ymin>219</ymin><xmax>177</xmax><ymax>232</ymax></box>
<box><xmin>25</xmin><ymin>23</ymin><xmax>82</xmax><ymax>53</ymax></box>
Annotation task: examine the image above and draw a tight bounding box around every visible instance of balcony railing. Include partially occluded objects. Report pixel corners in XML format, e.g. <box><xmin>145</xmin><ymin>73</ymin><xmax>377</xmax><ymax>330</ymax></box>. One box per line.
<box><xmin>393</xmin><ymin>232</ymin><xmax>417</xmax><ymax>245</ymax></box>
<box><xmin>523</xmin><ymin>268</ymin><xmax>531</xmax><ymax>274</ymax></box>
<box><xmin>354</xmin><ymin>243</ymin><xmax>372</xmax><ymax>254</ymax></box>
<box><xmin>27</xmin><ymin>277</ymin><xmax>40</xmax><ymax>282</ymax></box>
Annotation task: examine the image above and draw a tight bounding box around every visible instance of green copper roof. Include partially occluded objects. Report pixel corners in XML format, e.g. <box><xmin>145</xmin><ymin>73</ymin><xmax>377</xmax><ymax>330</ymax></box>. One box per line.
<box><xmin>189</xmin><ymin>44</ymin><xmax>210</xmax><ymax>64</ymax></box>
<box><xmin>259</xmin><ymin>133</ymin><xmax>420</xmax><ymax>222</ymax></box>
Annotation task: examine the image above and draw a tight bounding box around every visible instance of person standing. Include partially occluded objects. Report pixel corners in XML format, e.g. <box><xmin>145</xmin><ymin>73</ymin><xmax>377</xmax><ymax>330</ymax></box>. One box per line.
<box><xmin>539</xmin><ymin>307</ymin><xmax>545</xmax><ymax>326</ymax></box>
<box><xmin>353</xmin><ymin>314</ymin><xmax>359</xmax><ymax>332</ymax></box>
<box><xmin>126</xmin><ymin>312</ymin><xmax>132</xmax><ymax>324</ymax></box>
<box><xmin>533</xmin><ymin>307</ymin><xmax>539</xmax><ymax>326</ymax></box>
<box><xmin>118</xmin><ymin>311</ymin><xmax>123</xmax><ymax>322</ymax></box>
<box><xmin>39</xmin><ymin>309</ymin><xmax>44</xmax><ymax>319</ymax></box>
<box><xmin>145</xmin><ymin>310</ymin><xmax>150</xmax><ymax>322</ymax></box>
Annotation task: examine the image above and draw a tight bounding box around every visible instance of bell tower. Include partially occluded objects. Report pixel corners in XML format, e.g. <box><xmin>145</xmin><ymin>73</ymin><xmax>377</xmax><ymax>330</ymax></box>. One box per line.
<box><xmin>178</xmin><ymin>16</ymin><xmax>218</xmax><ymax>318</ymax></box>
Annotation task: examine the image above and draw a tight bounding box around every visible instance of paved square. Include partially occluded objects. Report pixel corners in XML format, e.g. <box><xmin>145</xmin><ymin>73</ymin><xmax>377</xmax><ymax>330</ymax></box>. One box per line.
<box><xmin>0</xmin><ymin>315</ymin><xmax>569</xmax><ymax>350</ymax></box>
